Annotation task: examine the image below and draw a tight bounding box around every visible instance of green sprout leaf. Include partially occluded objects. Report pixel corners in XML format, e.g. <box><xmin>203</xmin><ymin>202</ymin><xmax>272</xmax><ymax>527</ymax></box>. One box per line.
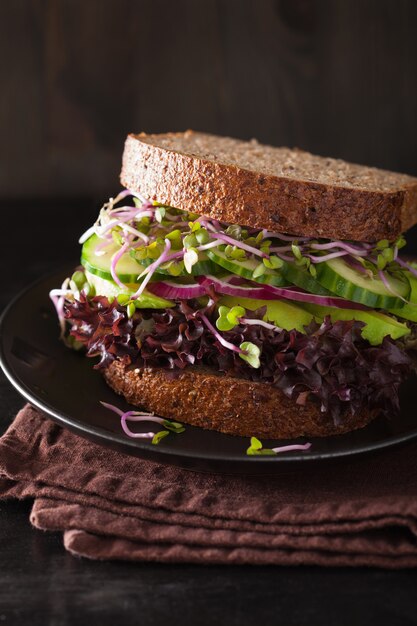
<box><xmin>183</xmin><ymin>233</ymin><xmax>198</xmax><ymax>249</ymax></box>
<box><xmin>195</xmin><ymin>228</ymin><xmax>210</xmax><ymax>245</ymax></box>
<box><xmin>255</xmin><ymin>231</ymin><xmax>264</xmax><ymax>245</ymax></box>
<box><xmin>133</xmin><ymin>247</ymin><xmax>148</xmax><ymax>261</ymax></box>
<box><xmin>71</xmin><ymin>271</ymin><xmax>86</xmax><ymax>289</ymax></box>
<box><xmin>291</xmin><ymin>243</ymin><xmax>302</xmax><ymax>260</ymax></box>
<box><xmin>382</xmin><ymin>247</ymin><xmax>394</xmax><ymax>263</ymax></box>
<box><xmin>127</xmin><ymin>302</ymin><xmax>136</xmax><ymax>318</ymax></box>
<box><xmin>166</xmin><ymin>229</ymin><xmax>183</xmax><ymax>249</ymax></box>
<box><xmin>117</xmin><ymin>293</ymin><xmax>131</xmax><ymax>306</ymax></box>
<box><xmin>227</xmin><ymin>305</ymin><xmax>245</xmax><ymax>325</ymax></box>
<box><xmin>225</xmin><ymin>224</ymin><xmax>242</xmax><ymax>240</ymax></box>
<box><xmin>225</xmin><ymin>244</ymin><xmax>246</xmax><ymax>260</ymax></box>
<box><xmin>147</xmin><ymin>241</ymin><xmax>163</xmax><ymax>259</ymax></box>
<box><xmin>189</xmin><ymin>220</ymin><xmax>201</xmax><ymax>233</ymax></box>
<box><xmin>152</xmin><ymin>430</ymin><xmax>170</xmax><ymax>445</ymax></box>
<box><xmin>112</xmin><ymin>230</ymin><xmax>123</xmax><ymax>246</ymax></box>
<box><xmin>250</xmin><ymin>436</ymin><xmax>262</xmax><ymax>450</ymax></box>
<box><xmin>376</xmin><ymin>239</ymin><xmax>389</xmax><ymax>250</ymax></box>
<box><xmin>239</xmin><ymin>341</ymin><xmax>261</xmax><ymax>368</ymax></box>
<box><xmin>136</xmin><ymin>215</ymin><xmax>150</xmax><ymax>230</ymax></box>
<box><xmin>216</xmin><ymin>306</ymin><xmax>236</xmax><ymax>331</ymax></box>
<box><xmin>231</xmin><ymin>247</ymin><xmax>246</xmax><ymax>260</ymax></box>
<box><xmin>155</xmin><ymin>207</ymin><xmax>166</xmax><ymax>223</ymax></box>
<box><xmin>263</xmin><ymin>255</ymin><xmax>283</xmax><ymax>270</ymax></box>
<box><xmin>162</xmin><ymin>419</ymin><xmax>186</xmax><ymax>433</ymax></box>
<box><xmin>165</xmin><ymin>261</ymin><xmax>184</xmax><ymax>277</ymax></box>
<box><xmin>246</xmin><ymin>437</ymin><xmax>276</xmax><ymax>456</ymax></box>
<box><xmin>216</xmin><ymin>305</ymin><xmax>245</xmax><ymax>331</ymax></box>
<box><xmin>295</xmin><ymin>256</ymin><xmax>308</xmax><ymax>267</ymax></box>
<box><xmin>377</xmin><ymin>254</ymin><xmax>387</xmax><ymax>271</ymax></box>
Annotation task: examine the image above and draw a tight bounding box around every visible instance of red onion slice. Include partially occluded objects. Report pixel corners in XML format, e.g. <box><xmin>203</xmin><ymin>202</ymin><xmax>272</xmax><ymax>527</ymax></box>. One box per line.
<box><xmin>147</xmin><ymin>281</ymin><xmax>207</xmax><ymax>299</ymax></box>
<box><xmin>197</xmin><ymin>275</ymin><xmax>275</xmax><ymax>299</ymax></box>
<box><xmin>258</xmin><ymin>282</ymin><xmax>371</xmax><ymax>310</ymax></box>
<box><xmin>198</xmin><ymin>275</ymin><xmax>370</xmax><ymax>310</ymax></box>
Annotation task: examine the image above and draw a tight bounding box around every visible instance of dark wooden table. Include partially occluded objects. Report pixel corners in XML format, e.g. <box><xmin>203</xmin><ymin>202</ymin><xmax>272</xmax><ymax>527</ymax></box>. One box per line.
<box><xmin>1</xmin><ymin>201</ymin><xmax>417</xmax><ymax>625</ymax></box>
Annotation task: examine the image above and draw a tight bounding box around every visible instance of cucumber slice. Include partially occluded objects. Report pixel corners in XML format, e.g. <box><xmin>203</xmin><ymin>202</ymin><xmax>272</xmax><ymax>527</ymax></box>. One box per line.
<box><xmin>81</xmin><ymin>234</ymin><xmax>141</xmax><ymax>282</ymax></box>
<box><xmin>84</xmin><ymin>271</ymin><xmax>173</xmax><ymax>308</ymax></box>
<box><xmin>388</xmin><ymin>273</ymin><xmax>417</xmax><ymax>322</ymax></box>
<box><xmin>206</xmin><ymin>249</ymin><xmax>287</xmax><ymax>287</ymax></box>
<box><xmin>279</xmin><ymin>260</ymin><xmax>331</xmax><ymax>296</ymax></box>
<box><xmin>315</xmin><ymin>257</ymin><xmax>410</xmax><ymax>309</ymax></box>
<box><xmin>134</xmin><ymin>252</ymin><xmax>219</xmax><ymax>277</ymax></box>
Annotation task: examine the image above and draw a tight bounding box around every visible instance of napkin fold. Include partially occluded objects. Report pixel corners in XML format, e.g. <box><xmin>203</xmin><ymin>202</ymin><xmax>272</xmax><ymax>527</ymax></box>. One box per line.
<box><xmin>1</xmin><ymin>404</ymin><xmax>417</xmax><ymax>567</ymax></box>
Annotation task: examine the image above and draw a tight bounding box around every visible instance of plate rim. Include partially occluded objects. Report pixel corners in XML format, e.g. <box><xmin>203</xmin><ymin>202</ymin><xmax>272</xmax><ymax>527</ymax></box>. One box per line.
<box><xmin>1</xmin><ymin>267</ymin><xmax>417</xmax><ymax>466</ymax></box>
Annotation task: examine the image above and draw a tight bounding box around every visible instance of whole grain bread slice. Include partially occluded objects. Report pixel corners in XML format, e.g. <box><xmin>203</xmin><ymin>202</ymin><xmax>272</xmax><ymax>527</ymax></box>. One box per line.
<box><xmin>120</xmin><ymin>131</ymin><xmax>417</xmax><ymax>242</ymax></box>
<box><xmin>103</xmin><ymin>361</ymin><xmax>376</xmax><ymax>439</ymax></box>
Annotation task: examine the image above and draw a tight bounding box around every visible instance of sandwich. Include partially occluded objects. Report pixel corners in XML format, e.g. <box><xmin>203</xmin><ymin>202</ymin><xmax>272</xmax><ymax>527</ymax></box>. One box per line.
<box><xmin>51</xmin><ymin>131</ymin><xmax>417</xmax><ymax>439</ymax></box>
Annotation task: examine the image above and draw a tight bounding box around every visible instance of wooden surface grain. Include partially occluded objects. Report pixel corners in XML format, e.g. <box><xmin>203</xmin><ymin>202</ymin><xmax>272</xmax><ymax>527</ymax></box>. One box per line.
<box><xmin>1</xmin><ymin>0</ymin><xmax>417</xmax><ymax>199</ymax></box>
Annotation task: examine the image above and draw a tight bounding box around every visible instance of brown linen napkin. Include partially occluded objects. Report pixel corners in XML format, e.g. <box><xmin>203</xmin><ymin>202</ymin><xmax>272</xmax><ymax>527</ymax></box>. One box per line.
<box><xmin>1</xmin><ymin>404</ymin><xmax>417</xmax><ymax>567</ymax></box>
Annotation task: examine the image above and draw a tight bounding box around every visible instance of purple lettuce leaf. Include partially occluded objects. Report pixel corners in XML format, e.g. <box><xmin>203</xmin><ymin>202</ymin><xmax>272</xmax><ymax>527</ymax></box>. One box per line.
<box><xmin>64</xmin><ymin>294</ymin><xmax>412</xmax><ymax>424</ymax></box>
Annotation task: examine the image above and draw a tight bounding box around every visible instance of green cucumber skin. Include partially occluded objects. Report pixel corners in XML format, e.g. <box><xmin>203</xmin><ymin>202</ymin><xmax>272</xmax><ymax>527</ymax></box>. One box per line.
<box><xmin>135</xmin><ymin>255</ymin><xmax>218</xmax><ymax>277</ymax></box>
<box><xmin>206</xmin><ymin>250</ymin><xmax>287</xmax><ymax>287</ymax></box>
<box><xmin>84</xmin><ymin>271</ymin><xmax>173</xmax><ymax>308</ymax></box>
<box><xmin>280</xmin><ymin>261</ymin><xmax>331</xmax><ymax>296</ymax></box>
<box><xmin>81</xmin><ymin>256</ymin><xmax>139</xmax><ymax>283</ymax></box>
<box><xmin>388</xmin><ymin>274</ymin><xmax>417</xmax><ymax>322</ymax></box>
<box><xmin>80</xmin><ymin>231</ymin><xmax>412</xmax><ymax>312</ymax></box>
<box><xmin>81</xmin><ymin>234</ymin><xmax>141</xmax><ymax>283</ymax></box>
<box><xmin>315</xmin><ymin>260</ymin><xmax>409</xmax><ymax>309</ymax></box>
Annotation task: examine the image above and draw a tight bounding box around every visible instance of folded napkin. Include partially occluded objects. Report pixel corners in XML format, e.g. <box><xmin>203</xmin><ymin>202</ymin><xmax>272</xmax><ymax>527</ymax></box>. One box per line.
<box><xmin>1</xmin><ymin>404</ymin><xmax>417</xmax><ymax>567</ymax></box>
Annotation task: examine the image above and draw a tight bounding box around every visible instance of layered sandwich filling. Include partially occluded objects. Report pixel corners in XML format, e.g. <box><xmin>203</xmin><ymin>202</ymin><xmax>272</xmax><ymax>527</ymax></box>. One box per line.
<box><xmin>52</xmin><ymin>190</ymin><xmax>417</xmax><ymax>424</ymax></box>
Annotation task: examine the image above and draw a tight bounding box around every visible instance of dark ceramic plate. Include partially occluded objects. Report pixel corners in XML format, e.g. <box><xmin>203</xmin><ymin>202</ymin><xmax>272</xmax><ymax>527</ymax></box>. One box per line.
<box><xmin>1</xmin><ymin>267</ymin><xmax>417</xmax><ymax>474</ymax></box>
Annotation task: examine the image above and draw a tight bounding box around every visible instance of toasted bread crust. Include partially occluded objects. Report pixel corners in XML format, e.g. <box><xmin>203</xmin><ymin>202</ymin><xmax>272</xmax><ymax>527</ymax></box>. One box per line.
<box><xmin>120</xmin><ymin>131</ymin><xmax>417</xmax><ymax>242</ymax></box>
<box><xmin>103</xmin><ymin>361</ymin><xmax>377</xmax><ymax>439</ymax></box>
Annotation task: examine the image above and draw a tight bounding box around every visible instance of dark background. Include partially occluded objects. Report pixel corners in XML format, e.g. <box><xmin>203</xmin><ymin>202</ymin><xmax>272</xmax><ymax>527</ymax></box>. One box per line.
<box><xmin>1</xmin><ymin>0</ymin><xmax>417</xmax><ymax>198</ymax></box>
<box><xmin>2</xmin><ymin>1</ymin><xmax>417</xmax><ymax>624</ymax></box>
